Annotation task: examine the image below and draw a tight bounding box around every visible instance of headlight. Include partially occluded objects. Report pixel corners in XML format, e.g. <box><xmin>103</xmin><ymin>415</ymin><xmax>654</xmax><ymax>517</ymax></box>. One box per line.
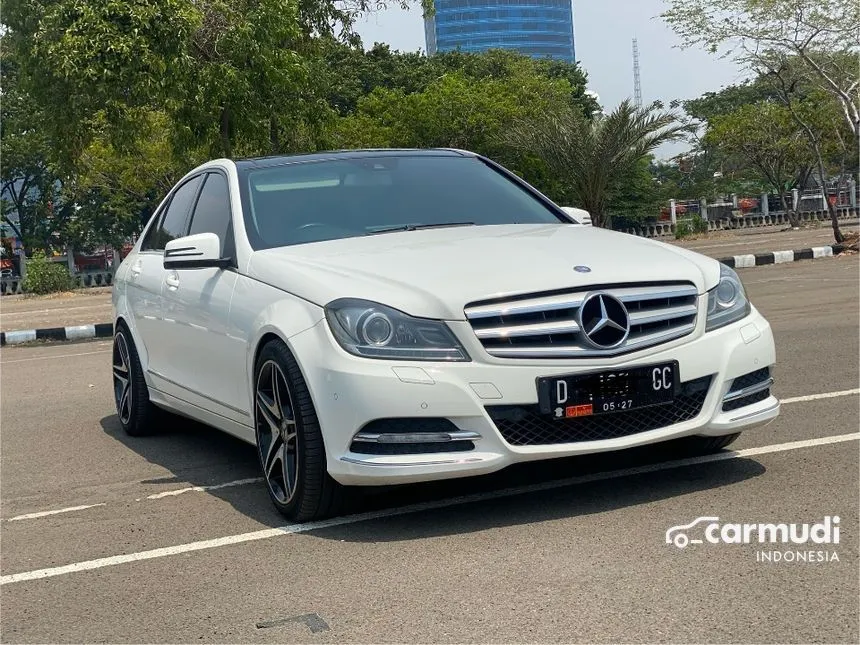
<box><xmin>325</xmin><ymin>298</ymin><xmax>470</xmax><ymax>361</ymax></box>
<box><xmin>705</xmin><ymin>264</ymin><xmax>751</xmax><ymax>331</ymax></box>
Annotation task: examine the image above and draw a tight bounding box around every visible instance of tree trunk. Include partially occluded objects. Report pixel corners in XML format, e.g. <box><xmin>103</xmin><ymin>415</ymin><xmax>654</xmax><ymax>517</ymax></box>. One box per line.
<box><xmin>269</xmin><ymin>118</ymin><xmax>279</xmax><ymax>155</ymax></box>
<box><xmin>777</xmin><ymin>192</ymin><xmax>798</xmax><ymax>229</ymax></box>
<box><xmin>220</xmin><ymin>107</ymin><xmax>232</xmax><ymax>158</ymax></box>
<box><xmin>811</xmin><ymin>145</ymin><xmax>844</xmax><ymax>244</ymax></box>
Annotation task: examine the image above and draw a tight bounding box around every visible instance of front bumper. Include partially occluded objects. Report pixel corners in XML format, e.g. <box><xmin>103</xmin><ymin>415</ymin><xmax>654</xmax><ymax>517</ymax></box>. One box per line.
<box><xmin>289</xmin><ymin>305</ymin><xmax>779</xmax><ymax>486</ymax></box>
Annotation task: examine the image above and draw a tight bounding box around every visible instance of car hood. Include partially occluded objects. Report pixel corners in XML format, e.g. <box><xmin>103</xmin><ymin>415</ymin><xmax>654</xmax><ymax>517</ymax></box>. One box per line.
<box><xmin>246</xmin><ymin>224</ymin><xmax>720</xmax><ymax>320</ymax></box>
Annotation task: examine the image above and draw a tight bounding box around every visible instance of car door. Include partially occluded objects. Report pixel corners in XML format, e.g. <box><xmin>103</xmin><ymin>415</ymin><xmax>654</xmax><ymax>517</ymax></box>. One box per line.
<box><xmin>158</xmin><ymin>170</ymin><xmax>247</xmax><ymax>424</ymax></box>
<box><xmin>137</xmin><ymin>174</ymin><xmax>205</xmax><ymax>386</ymax></box>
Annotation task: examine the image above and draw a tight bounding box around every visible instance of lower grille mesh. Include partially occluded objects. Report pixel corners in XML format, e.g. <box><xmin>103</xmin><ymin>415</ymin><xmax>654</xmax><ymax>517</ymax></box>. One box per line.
<box><xmin>486</xmin><ymin>375</ymin><xmax>713</xmax><ymax>446</ymax></box>
<box><xmin>722</xmin><ymin>367</ymin><xmax>772</xmax><ymax>412</ymax></box>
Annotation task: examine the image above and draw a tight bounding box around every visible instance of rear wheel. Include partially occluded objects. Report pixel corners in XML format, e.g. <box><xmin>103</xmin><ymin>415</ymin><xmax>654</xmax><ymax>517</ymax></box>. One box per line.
<box><xmin>254</xmin><ymin>339</ymin><xmax>343</xmax><ymax>522</ymax></box>
<box><xmin>112</xmin><ymin>322</ymin><xmax>159</xmax><ymax>436</ymax></box>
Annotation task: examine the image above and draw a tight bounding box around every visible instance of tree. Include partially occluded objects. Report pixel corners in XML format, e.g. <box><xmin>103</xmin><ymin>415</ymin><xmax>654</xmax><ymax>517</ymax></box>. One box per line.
<box><xmin>662</xmin><ymin>0</ymin><xmax>860</xmax><ymax>141</ymax></box>
<box><xmin>706</xmin><ymin>101</ymin><xmax>811</xmax><ymax>226</ymax></box>
<box><xmin>505</xmin><ymin>100</ymin><xmax>688</xmax><ymax>228</ymax></box>
<box><xmin>327</xmin><ymin>64</ymin><xmax>584</xmax><ymax>203</ymax></box>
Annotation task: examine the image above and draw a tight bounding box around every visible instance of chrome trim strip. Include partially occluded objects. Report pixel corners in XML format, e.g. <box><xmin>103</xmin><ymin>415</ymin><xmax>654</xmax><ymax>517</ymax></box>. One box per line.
<box><xmin>616</xmin><ymin>285</ymin><xmax>698</xmax><ymax>302</ymax></box>
<box><xmin>628</xmin><ymin>304</ymin><xmax>698</xmax><ymax>325</ymax></box>
<box><xmin>147</xmin><ymin>369</ymin><xmax>251</xmax><ymax>417</ymax></box>
<box><xmin>484</xmin><ymin>323</ymin><xmax>696</xmax><ymax>358</ymax></box>
<box><xmin>465</xmin><ymin>295</ymin><xmax>584</xmax><ymax>320</ymax></box>
<box><xmin>352</xmin><ymin>431</ymin><xmax>482</xmax><ymax>443</ymax></box>
<box><xmin>474</xmin><ymin>319</ymin><xmax>581</xmax><ymax>339</ymax></box>
<box><xmin>464</xmin><ymin>284</ymin><xmax>698</xmax><ymax>320</ymax></box>
<box><xmin>340</xmin><ymin>456</ymin><xmax>486</xmax><ymax>467</ymax></box>
<box><xmin>728</xmin><ymin>399</ymin><xmax>780</xmax><ymax>422</ymax></box>
<box><xmin>723</xmin><ymin>377</ymin><xmax>775</xmax><ymax>403</ymax></box>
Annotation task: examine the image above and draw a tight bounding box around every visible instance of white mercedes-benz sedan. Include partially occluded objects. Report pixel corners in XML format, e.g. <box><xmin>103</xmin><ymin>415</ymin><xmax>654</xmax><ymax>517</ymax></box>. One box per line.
<box><xmin>111</xmin><ymin>149</ymin><xmax>780</xmax><ymax>521</ymax></box>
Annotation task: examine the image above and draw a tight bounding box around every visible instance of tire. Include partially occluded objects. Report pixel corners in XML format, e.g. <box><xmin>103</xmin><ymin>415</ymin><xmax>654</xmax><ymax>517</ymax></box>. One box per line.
<box><xmin>253</xmin><ymin>338</ymin><xmax>343</xmax><ymax>522</ymax></box>
<box><xmin>112</xmin><ymin>322</ymin><xmax>160</xmax><ymax>437</ymax></box>
<box><xmin>683</xmin><ymin>432</ymin><xmax>741</xmax><ymax>454</ymax></box>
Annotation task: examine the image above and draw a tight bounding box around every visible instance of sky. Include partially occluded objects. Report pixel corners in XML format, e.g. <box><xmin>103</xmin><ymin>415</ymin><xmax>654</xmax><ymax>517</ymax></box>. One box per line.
<box><xmin>353</xmin><ymin>0</ymin><xmax>754</xmax><ymax>158</ymax></box>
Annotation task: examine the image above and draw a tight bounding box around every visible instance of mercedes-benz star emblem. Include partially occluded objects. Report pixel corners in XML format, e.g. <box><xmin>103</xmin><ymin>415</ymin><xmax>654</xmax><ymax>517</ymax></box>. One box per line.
<box><xmin>578</xmin><ymin>293</ymin><xmax>630</xmax><ymax>349</ymax></box>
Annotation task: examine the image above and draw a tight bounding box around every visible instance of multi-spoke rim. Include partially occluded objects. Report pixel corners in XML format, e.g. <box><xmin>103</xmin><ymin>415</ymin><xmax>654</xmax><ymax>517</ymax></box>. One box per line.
<box><xmin>255</xmin><ymin>360</ymin><xmax>299</xmax><ymax>505</ymax></box>
<box><xmin>112</xmin><ymin>333</ymin><xmax>132</xmax><ymax>425</ymax></box>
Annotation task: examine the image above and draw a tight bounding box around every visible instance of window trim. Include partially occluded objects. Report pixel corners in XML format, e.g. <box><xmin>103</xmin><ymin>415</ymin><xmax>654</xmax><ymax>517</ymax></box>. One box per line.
<box><xmin>186</xmin><ymin>169</ymin><xmax>238</xmax><ymax>269</ymax></box>
<box><xmin>139</xmin><ymin>173</ymin><xmax>206</xmax><ymax>254</ymax></box>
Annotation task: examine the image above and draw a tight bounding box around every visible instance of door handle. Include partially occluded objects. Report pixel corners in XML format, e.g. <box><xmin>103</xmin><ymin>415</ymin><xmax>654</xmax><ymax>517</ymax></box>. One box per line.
<box><xmin>165</xmin><ymin>272</ymin><xmax>180</xmax><ymax>289</ymax></box>
<box><xmin>130</xmin><ymin>261</ymin><xmax>143</xmax><ymax>279</ymax></box>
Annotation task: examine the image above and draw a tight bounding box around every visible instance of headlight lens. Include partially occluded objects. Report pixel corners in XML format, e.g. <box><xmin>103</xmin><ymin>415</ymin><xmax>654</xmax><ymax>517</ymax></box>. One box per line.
<box><xmin>325</xmin><ymin>298</ymin><xmax>470</xmax><ymax>361</ymax></box>
<box><xmin>706</xmin><ymin>264</ymin><xmax>751</xmax><ymax>331</ymax></box>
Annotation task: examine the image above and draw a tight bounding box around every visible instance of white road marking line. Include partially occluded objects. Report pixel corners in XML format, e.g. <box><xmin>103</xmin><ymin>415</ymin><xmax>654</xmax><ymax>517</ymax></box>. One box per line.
<box><xmin>781</xmin><ymin>389</ymin><xmax>860</xmax><ymax>404</ymax></box>
<box><xmin>5</xmin><ymin>387</ymin><xmax>859</xmax><ymax>523</ymax></box>
<box><xmin>2</xmin><ymin>432</ymin><xmax>858</xmax><ymax>586</ymax></box>
<box><xmin>0</xmin><ymin>349</ymin><xmax>111</xmax><ymax>364</ymax></box>
<box><xmin>144</xmin><ymin>477</ymin><xmax>263</xmax><ymax>499</ymax></box>
<box><xmin>6</xmin><ymin>503</ymin><xmax>106</xmax><ymax>522</ymax></box>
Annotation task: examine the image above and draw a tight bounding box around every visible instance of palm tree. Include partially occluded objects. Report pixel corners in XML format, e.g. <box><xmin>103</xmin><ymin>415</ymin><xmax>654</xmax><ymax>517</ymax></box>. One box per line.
<box><xmin>507</xmin><ymin>99</ymin><xmax>688</xmax><ymax>228</ymax></box>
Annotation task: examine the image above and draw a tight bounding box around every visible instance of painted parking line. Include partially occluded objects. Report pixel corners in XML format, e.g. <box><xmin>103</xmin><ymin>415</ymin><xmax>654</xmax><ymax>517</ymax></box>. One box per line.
<box><xmin>3</xmin><ymin>387</ymin><xmax>859</xmax><ymax>525</ymax></box>
<box><xmin>780</xmin><ymin>389</ymin><xmax>859</xmax><ymax>405</ymax></box>
<box><xmin>7</xmin><ymin>504</ymin><xmax>107</xmax><ymax>522</ymax></box>
<box><xmin>0</xmin><ymin>348</ymin><xmax>111</xmax><ymax>364</ymax></box>
<box><xmin>143</xmin><ymin>477</ymin><xmax>264</xmax><ymax>500</ymax></box>
<box><xmin>2</xmin><ymin>431</ymin><xmax>857</xmax><ymax>586</ymax></box>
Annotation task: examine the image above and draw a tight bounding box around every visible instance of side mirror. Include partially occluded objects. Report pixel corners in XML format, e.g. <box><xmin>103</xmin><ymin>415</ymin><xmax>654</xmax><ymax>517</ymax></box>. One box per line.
<box><xmin>164</xmin><ymin>233</ymin><xmax>231</xmax><ymax>270</ymax></box>
<box><xmin>560</xmin><ymin>206</ymin><xmax>593</xmax><ymax>226</ymax></box>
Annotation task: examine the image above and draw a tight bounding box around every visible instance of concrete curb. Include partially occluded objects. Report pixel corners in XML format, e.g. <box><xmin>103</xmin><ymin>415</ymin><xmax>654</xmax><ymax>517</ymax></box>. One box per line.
<box><xmin>718</xmin><ymin>244</ymin><xmax>846</xmax><ymax>269</ymax></box>
<box><xmin>0</xmin><ymin>323</ymin><xmax>114</xmax><ymax>347</ymax></box>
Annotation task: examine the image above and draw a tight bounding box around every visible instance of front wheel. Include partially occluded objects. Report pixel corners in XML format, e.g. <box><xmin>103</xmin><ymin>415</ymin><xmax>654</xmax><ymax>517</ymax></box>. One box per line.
<box><xmin>254</xmin><ymin>339</ymin><xmax>343</xmax><ymax>522</ymax></box>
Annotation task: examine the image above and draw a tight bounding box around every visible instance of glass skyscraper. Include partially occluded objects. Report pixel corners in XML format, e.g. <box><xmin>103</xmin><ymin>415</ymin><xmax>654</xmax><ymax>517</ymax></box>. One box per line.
<box><xmin>424</xmin><ymin>0</ymin><xmax>576</xmax><ymax>63</ymax></box>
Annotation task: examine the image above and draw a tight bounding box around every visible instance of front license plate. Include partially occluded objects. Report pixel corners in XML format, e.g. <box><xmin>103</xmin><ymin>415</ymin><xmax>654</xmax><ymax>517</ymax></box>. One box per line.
<box><xmin>537</xmin><ymin>361</ymin><xmax>679</xmax><ymax>419</ymax></box>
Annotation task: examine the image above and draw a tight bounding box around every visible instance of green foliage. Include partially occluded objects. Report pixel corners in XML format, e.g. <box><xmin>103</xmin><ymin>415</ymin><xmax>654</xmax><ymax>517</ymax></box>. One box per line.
<box><xmin>506</xmin><ymin>99</ymin><xmax>688</xmax><ymax>228</ymax></box>
<box><xmin>706</xmin><ymin>100</ymin><xmax>811</xmax><ymax>208</ymax></box>
<box><xmin>22</xmin><ymin>251</ymin><xmax>74</xmax><ymax>294</ymax></box>
<box><xmin>674</xmin><ymin>215</ymin><xmax>708</xmax><ymax>239</ymax></box>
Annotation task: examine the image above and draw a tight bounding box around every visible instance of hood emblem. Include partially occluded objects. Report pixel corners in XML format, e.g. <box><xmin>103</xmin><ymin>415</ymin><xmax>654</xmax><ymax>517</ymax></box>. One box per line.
<box><xmin>574</xmin><ymin>265</ymin><xmax>591</xmax><ymax>273</ymax></box>
<box><xmin>578</xmin><ymin>293</ymin><xmax>630</xmax><ymax>349</ymax></box>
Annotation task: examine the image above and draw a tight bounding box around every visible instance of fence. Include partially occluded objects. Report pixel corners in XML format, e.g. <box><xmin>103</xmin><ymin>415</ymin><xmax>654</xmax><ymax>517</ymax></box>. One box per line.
<box><xmin>0</xmin><ymin>269</ymin><xmax>114</xmax><ymax>296</ymax></box>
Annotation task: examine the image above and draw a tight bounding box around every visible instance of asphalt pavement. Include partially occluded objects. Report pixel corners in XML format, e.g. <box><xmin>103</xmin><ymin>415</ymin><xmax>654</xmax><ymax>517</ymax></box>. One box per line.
<box><xmin>0</xmin><ymin>257</ymin><xmax>858</xmax><ymax>643</ymax></box>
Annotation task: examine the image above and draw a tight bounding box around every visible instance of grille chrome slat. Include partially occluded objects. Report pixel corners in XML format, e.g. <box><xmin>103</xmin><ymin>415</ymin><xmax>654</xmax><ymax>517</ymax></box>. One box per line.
<box><xmin>465</xmin><ymin>283</ymin><xmax>699</xmax><ymax>359</ymax></box>
<box><xmin>475</xmin><ymin>319</ymin><xmax>581</xmax><ymax>339</ymax></box>
<box><xmin>628</xmin><ymin>304</ymin><xmax>698</xmax><ymax>325</ymax></box>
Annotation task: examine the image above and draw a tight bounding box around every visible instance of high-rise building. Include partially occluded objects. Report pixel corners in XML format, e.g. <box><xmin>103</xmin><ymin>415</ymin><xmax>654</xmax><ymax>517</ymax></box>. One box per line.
<box><xmin>424</xmin><ymin>0</ymin><xmax>576</xmax><ymax>63</ymax></box>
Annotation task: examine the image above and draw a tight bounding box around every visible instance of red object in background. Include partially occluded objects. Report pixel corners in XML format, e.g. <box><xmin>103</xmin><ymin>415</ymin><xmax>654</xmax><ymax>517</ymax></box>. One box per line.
<box><xmin>738</xmin><ymin>197</ymin><xmax>758</xmax><ymax>212</ymax></box>
<box><xmin>828</xmin><ymin>195</ymin><xmax>837</xmax><ymax>206</ymax></box>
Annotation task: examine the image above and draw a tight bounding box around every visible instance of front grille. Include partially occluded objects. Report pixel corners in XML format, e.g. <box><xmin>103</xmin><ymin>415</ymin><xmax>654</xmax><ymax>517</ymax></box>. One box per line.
<box><xmin>722</xmin><ymin>367</ymin><xmax>772</xmax><ymax>412</ymax></box>
<box><xmin>486</xmin><ymin>375</ymin><xmax>713</xmax><ymax>446</ymax></box>
<box><xmin>464</xmin><ymin>283</ymin><xmax>699</xmax><ymax>358</ymax></box>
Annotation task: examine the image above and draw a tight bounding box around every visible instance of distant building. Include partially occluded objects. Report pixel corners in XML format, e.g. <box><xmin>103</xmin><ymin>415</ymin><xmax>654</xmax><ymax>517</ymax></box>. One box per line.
<box><xmin>424</xmin><ymin>0</ymin><xmax>576</xmax><ymax>63</ymax></box>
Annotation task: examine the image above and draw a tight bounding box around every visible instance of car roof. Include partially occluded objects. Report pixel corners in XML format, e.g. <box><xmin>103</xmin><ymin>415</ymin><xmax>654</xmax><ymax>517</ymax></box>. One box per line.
<box><xmin>233</xmin><ymin>148</ymin><xmax>476</xmax><ymax>170</ymax></box>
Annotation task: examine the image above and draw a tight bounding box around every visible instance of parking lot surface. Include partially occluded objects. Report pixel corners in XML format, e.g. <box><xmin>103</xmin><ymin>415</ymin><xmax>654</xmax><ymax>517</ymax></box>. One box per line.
<box><xmin>1</xmin><ymin>257</ymin><xmax>858</xmax><ymax>643</ymax></box>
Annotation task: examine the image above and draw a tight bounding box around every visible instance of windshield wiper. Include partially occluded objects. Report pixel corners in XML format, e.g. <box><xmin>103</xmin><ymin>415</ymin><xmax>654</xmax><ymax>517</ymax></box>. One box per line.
<box><xmin>366</xmin><ymin>222</ymin><xmax>476</xmax><ymax>235</ymax></box>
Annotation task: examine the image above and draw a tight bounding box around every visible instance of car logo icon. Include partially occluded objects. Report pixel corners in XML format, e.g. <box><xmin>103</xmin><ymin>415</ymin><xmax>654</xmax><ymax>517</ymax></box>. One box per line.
<box><xmin>578</xmin><ymin>293</ymin><xmax>630</xmax><ymax>349</ymax></box>
<box><xmin>574</xmin><ymin>265</ymin><xmax>591</xmax><ymax>273</ymax></box>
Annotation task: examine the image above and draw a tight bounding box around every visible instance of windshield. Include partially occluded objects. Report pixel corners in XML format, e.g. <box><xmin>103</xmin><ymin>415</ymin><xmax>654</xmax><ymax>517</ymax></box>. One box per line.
<box><xmin>238</xmin><ymin>154</ymin><xmax>567</xmax><ymax>249</ymax></box>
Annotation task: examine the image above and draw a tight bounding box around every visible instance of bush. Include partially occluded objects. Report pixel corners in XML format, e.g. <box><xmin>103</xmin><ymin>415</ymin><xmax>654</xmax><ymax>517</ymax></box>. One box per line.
<box><xmin>674</xmin><ymin>215</ymin><xmax>709</xmax><ymax>239</ymax></box>
<box><xmin>22</xmin><ymin>251</ymin><xmax>75</xmax><ymax>295</ymax></box>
